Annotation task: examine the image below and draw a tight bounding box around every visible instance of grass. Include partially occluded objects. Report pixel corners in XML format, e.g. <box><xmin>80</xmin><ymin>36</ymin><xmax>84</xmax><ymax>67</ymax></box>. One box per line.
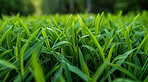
<box><xmin>0</xmin><ymin>11</ymin><xmax>148</xmax><ymax>82</ymax></box>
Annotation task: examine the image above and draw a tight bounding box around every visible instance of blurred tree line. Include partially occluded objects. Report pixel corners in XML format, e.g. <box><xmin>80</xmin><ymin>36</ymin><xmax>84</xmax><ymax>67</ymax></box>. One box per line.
<box><xmin>42</xmin><ymin>0</ymin><xmax>148</xmax><ymax>14</ymax></box>
<box><xmin>0</xmin><ymin>0</ymin><xmax>148</xmax><ymax>15</ymax></box>
<box><xmin>0</xmin><ymin>0</ymin><xmax>35</xmax><ymax>15</ymax></box>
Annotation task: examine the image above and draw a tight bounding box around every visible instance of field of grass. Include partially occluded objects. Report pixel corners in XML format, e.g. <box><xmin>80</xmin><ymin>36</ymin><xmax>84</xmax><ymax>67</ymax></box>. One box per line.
<box><xmin>0</xmin><ymin>11</ymin><xmax>148</xmax><ymax>82</ymax></box>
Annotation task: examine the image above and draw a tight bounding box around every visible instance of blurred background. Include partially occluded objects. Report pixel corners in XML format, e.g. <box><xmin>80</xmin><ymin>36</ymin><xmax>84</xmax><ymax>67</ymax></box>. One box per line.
<box><xmin>0</xmin><ymin>0</ymin><xmax>148</xmax><ymax>15</ymax></box>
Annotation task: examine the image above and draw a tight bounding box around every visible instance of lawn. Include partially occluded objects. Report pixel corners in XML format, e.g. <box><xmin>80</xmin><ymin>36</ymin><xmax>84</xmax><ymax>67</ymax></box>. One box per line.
<box><xmin>0</xmin><ymin>11</ymin><xmax>148</xmax><ymax>82</ymax></box>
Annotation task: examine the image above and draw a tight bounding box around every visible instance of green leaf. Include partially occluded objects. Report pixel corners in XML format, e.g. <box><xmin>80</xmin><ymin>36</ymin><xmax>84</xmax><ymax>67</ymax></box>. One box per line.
<box><xmin>0</xmin><ymin>20</ymin><xmax>7</xmax><ymax>37</ymax></box>
<box><xmin>79</xmin><ymin>48</ymin><xmax>91</xmax><ymax>81</ymax></box>
<box><xmin>49</xmin><ymin>20</ymin><xmax>61</xmax><ymax>40</ymax></box>
<box><xmin>0</xmin><ymin>25</ymin><xmax>13</xmax><ymax>44</ymax></box>
<box><xmin>108</xmin><ymin>63</ymin><xmax>138</xmax><ymax>80</ymax></box>
<box><xmin>67</xmin><ymin>63</ymin><xmax>88</xmax><ymax>81</ymax></box>
<box><xmin>15</xmin><ymin>34</ymin><xmax>21</xmax><ymax>60</ymax></box>
<box><xmin>91</xmin><ymin>62</ymin><xmax>106</xmax><ymax>81</ymax></box>
<box><xmin>103</xmin><ymin>29</ymin><xmax>114</xmax><ymax>51</ymax></box>
<box><xmin>19</xmin><ymin>18</ymin><xmax>30</xmax><ymax>37</ymax></box>
<box><xmin>51</xmin><ymin>64</ymin><xmax>65</xmax><ymax>82</ymax></box>
<box><xmin>42</xmin><ymin>27</ymin><xmax>51</xmax><ymax>50</ymax></box>
<box><xmin>62</xmin><ymin>61</ymin><xmax>72</xmax><ymax>82</ymax></box>
<box><xmin>138</xmin><ymin>58</ymin><xmax>148</xmax><ymax>79</ymax></box>
<box><xmin>113</xmin><ymin>78</ymin><xmax>134</xmax><ymax>82</ymax></box>
<box><xmin>85</xmin><ymin>27</ymin><xmax>105</xmax><ymax>61</ymax></box>
<box><xmin>20</xmin><ymin>28</ymin><xmax>41</xmax><ymax>77</ymax></box>
<box><xmin>144</xmin><ymin>76</ymin><xmax>148</xmax><ymax>82</ymax></box>
<box><xmin>31</xmin><ymin>47</ymin><xmax>45</xmax><ymax>82</ymax></box>
<box><xmin>0</xmin><ymin>49</ymin><xmax>13</xmax><ymax>58</ymax></box>
<box><xmin>133</xmin><ymin>34</ymin><xmax>148</xmax><ymax>60</ymax></box>
<box><xmin>82</xmin><ymin>45</ymin><xmax>100</xmax><ymax>60</ymax></box>
<box><xmin>52</xmin><ymin>41</ymin><xmax>71</xmax><ymax>50</ymax></box>
<box><xmin>95</xmin><ymin>13</ymin><xmax>100</xmax><ymax>36</ymax></box>
<box><xmin>107</xmin><ymin>43</ymin><xmax>115</xmax><ymax>62</ymax></box>
<box><xmin>101</xmin><ymin>48</ymin><xmax>136</xmax><ymax>81</ymax></box>
<box><xmin>46</xmin><ymin>64</ymin><xmax>60</xmax><ymax>79</ymax></box>
<box><xmin>128</xmin><ymin>13</ymin><xmax>140</xmax><ymax>34</ymax></box>
<box><xmin>0</xmin><ymin>60</ymin><xmax>19</xmax><ymax>73</ymax></box>
<box><xmin>78</xmin><ymin>15</ymin><xmax>83</xmax><ymax>27</ymax></box>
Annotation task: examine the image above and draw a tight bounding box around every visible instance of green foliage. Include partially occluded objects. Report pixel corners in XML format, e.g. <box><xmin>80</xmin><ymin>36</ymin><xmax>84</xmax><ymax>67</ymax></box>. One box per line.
<box><xmin>0</xmin><ymin>0</ymin><xmax>35</xmax><ymax>15</ymax></box>
<box><xmin>0</xmin><ymin>11</ymin><xmax>148</xmax><ymax>82</ymax></box>
<box><xmin>42</xmin><ymin>0</ymin><xmax>148</xmax><ymax>14</ymax></box>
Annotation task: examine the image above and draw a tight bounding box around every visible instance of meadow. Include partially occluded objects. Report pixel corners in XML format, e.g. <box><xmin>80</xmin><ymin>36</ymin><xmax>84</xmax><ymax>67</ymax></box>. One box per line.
<box><xmin>0</xmin><ymin>11</ymin><xmax>148</xmax><ymax>82</ymax></box>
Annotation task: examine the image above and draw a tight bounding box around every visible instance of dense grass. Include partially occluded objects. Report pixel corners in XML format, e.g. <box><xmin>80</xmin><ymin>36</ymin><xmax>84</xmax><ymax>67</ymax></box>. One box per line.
<box><xmin>0</xmin><ymin>11</ymin><xmax>148</xmax><ymax>82</ymax></box>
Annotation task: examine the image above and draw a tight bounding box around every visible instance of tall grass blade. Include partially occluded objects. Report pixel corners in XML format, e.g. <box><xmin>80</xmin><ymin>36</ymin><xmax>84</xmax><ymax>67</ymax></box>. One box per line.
<box><xmin>31</xmin><ymin>48</ymin><xmax>45</xmax><ymax>82</ymax></box>
<box><xmin>42</xmin><ymin>27</ymin><xmax>51</xmax><ymax>50</ymax></box>
<box><xmin>85</xmin><ymin>27</ymin><xmax>105</xmax><ymax>61</ymax></box>
<box><xmin>19</xmin><ymin>18</ymin><xmax>30</xmax><ymax>37</ymax></box>
<box><xmin>108</xmin><ymin>63</ymin><xmax>138</xmax><ymax>80</ymax></box>
<box><xmin>79</xmin><ymin>48</ymin><xmax>91</xmax><ymax>81</ymax></box>
<box><xmin>0</xmin><ymin>20</ymin><xmax>7</xmax><ymax>37</ymax></box>
<box><xmin>20</xmin><ymin>28</ymin><xmax>40</xmax><ymax>78</ymax></box>
<box><xmin>0</xmin><ymin>25</ymin><xmax>13</xmax><ymax>44</ymax></box>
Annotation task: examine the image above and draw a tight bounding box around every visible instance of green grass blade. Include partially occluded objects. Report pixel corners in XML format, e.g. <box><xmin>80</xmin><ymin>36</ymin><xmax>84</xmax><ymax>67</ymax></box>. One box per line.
<box><xmin>0</xmin><ymin>49</ymin><xmax>13</xmax><ymax>58</ymax></box>
<box><xmin>0</xmin><ymin>20</ymin><xmax>7</xmax><ymax>37</ymax></box>
<box><xmin>133</xmin><ymin>34</ymin><xmax>148</xmax><ymax>61</ymax></box>
<box><xmin>101</xmin><ymin>48</ymin><xmax>136</xmax><ymax>81</ymax></box>
<box><xmin>95</xmin><ymin>13</ymin><xmax>100</xmax><ymax>36</ymax></box>
<box><xmin>62</xmin><ymin>61</ymin><xmax>72</xmax><ymax>82</ymax></box>
<box><xmin>19</xmin><ymin>18</ymin><xmax>30</xmax><ymax>37</ymax></box>
<box><xmin>20</xmin><ymin>28</ymin><xmax>41</xmax><ymax>78</ymax></box>
<box><xmin>15</xmin><ymin>34</ymin><xmax>21</xmax><ymax>60</ymax></box>
<box><xmin>31</xmin><ymin>48</ymin><xmax>45</xmax><ymax>82</ymax></box>
<box><xmin>91</xmin><ymin>62</ymin><xmax>106</xmax><ymax>81</ymax></box>
<box><xmin>51</xmin><ymin>64</ymin><xmax>65</xmax><ymax>82</ymax></box>
<box><xmin>103</xmin><ymin>29</ymin><xmax>114</xmax><ymax>51</ymax></box>
<box><xmin>108</xmin><ymin>63</ymin><xmax>138</xmax><ymax>80</ymax></box>
<box><xmin>49</xmin><ymin>20</ymin><xmax>61</xmax><ymax>40</ymax></box>
<box><xmin>52</xmin><ymin>41</ymin><xmax>71</xmax><ymax>50</ymax></box>
<box><xmin>98</xmin><ymin>12</ymin><xmax>104</xmax><ymax>33</ymax></box>
<box><xmin>107</xmin><ymin>43</ymin><xmax>115</xmax><ymax>62</ymax></box>
<box><xmin>144</xmin><ymin>76</ymin><xmax>148</xmax><ymax>82</ymax></box>
<box><xmin>67</xmin><ymin>63</ymin><xmax>88</xmax><ymax>81</ymax></box>
<box><xmin>78</xmin><ymin>15</ymin><xmax>83</xmax><ymax>27</ymax></box>
<box><xmin>128</xmin><ymin>13</ymin><xmax>140</xmax><ymax>34</ymax></box>
<box><xmin>42</xmin><ymin>27</ymin><xmax>51</xmax><ymax>50</ymax></box>
<box><xmin>141</xmin><ymin>24</ymin><xmax>148</xmax><ymax>59</ymax></box>
<box><xmin>113</xmin><ymin>78</ymin><xmax>134</xmax><ymax>82</ymax></box>
<box><xmin>79</xmin><ymin>48</ymin><xmax>91</xmax><ymax>81</ymax></box>
<box><xmin>82</xmin><ymin>45</ymin><xmax>100</xmax><ymax>60</ymax></box>
<box><xmin>0</xmin><ymin>25</ymin><xmax>13</xmax><ymax>44</ymax></box>
<box><xmin>46</xmin><ymin>65</ymin><xmax>60</xmax><ymax>79</ymax></box>
<box><xmin>0</xmin><ymin>60</ymin><xmax>19</xmax><ymax>73</ymax></box>
<box><xmin>125</xmin><ymin>30</ymin><xmax>133</xmax><ymax>61</ymax></box>
<box><xmin>85</xmin><ymin>27</ymin><xmax>105</xmax><ymax>61</ymax></box>
<box><xmin>3</xmin><ymin>72</ymin><xmax>10</xmax><ymax>82</ymax></box>
<box><xmin>138</xmin><ymin>58</ymin><xmax>148</xmax><ymax>79</ymax></box>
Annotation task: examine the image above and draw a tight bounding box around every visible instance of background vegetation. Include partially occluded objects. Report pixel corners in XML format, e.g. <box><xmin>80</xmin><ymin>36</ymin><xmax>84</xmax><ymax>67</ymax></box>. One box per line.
<box><xmin>0</xmin><ymin>0</ymin><xmax>148</xmax><ymax>15</ymax></box>
<box><xmin>0</xmin><ymin>0</ymin><xmax>35</xmax><ymax>15</ymax></box>
<box><xmin>42</xmin><ymin>0</ymin><xmax>148</xmax><ymax>14</ymax></box>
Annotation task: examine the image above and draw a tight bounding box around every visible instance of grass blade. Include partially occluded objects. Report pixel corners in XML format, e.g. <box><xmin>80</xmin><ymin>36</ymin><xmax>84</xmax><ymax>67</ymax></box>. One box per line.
<box><xmin>19</xmin><ymin>18</ymin><xmax>30</xmax><ymax>37</ymax></box>
<box><xmin>108</xmin><ymin>63</ymin><xmax>138</xmax><ymax>80</ymax></box>
<box><xmin>0</xmin><ymin>20</ymin><xmax>7</xmax><ymax>37</ymax></box>
<box><xmin>42</xmin><ymin>27</ymin><xmax>51</xmax><ymax>50</ymax></box>
<box><xmin>20</xmin><ymin>28</ymin><xmax>41</xmax><ymax>78</ymax></box>
<box><xmin>31</xmin><ymin>48</ymin><xmax>45</xmax><ymax>82</ymax></box>
<box><xmin>79</xmin><ymin>48</ymin><xmax>91</xmax><ymax>81</ymax></box>
<box><xmin>0</xmin><ymin>25</ymin><xmax>13</xmax><ymax>44</ymax></box>
<box><xmin>85</xmin><ymin>27</ymin><xmax>105</xmax><ymax>61</ymax></box>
